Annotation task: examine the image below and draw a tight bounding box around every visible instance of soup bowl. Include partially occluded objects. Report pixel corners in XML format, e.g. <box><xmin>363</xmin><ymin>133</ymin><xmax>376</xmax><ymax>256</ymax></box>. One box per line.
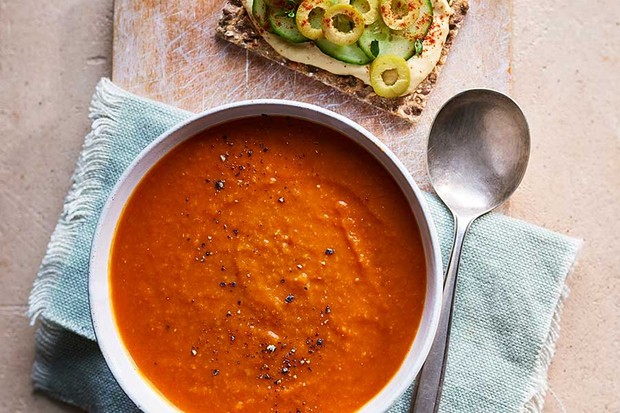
<box><xmin>89</xmin><ymin>100</ymin><xmax>442</xmax><ymax>412</ymax></box>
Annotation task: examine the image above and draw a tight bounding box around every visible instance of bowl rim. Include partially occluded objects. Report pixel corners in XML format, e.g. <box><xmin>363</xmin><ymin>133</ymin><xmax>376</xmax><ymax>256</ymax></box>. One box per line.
<box><xmin>89</xmin><ymin>99</ymin><xmax>443</xmax><ymax>413</ymax></box>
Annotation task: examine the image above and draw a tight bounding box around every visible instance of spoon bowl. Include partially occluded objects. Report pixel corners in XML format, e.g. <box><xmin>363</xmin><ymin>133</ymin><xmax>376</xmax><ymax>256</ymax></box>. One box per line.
<box><xmin>428</xmin><ymin>89</ymin><xmax>530</xmax><ymax>217</ymax></box>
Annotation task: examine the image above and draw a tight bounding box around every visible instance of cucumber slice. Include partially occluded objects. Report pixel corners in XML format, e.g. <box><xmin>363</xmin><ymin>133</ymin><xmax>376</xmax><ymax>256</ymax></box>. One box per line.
<box><xmin>315</xmin><ymin>39</ymin><xmax>373</xmax><ymax>65</ymax></box>
<box><xmin>358</xmin><ymin>18</ymin><xmax>416</xmax><ymax>60</ymax></box>
<box><xmin>268</xmin><ymin>7</ymin><xmax>310</xmax><ymax>43</ymax></box>
<box><xmin>404</xmin><ymin>0</ymin><xmax>433</xmax><ymax>40</ymax></box>
<box><xmin>252</xmin><ymin>0</ymin><xmax>270</xmax><ymax>31</ymax></box>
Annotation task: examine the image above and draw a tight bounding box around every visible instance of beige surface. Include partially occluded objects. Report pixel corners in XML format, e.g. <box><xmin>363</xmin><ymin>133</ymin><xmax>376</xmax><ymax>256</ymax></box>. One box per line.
<box><xmin>0</xmin><ymin>0</ymin><xmax>618</xmax><ymax>412</ymax></box>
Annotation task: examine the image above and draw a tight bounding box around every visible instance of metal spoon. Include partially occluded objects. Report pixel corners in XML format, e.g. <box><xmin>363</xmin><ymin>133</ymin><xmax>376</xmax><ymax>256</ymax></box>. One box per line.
<box><xmin>410</xmin><ymin>89</ymin><xmax>530</xmax><ymax>412</ymax></box>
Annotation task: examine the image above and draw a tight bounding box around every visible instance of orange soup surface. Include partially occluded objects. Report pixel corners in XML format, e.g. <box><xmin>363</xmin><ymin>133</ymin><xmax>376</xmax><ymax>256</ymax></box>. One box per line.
<box><xmin>111</xmin><ymin>116</ymin><xmax>426</xmax><ymax>412</ymax></box>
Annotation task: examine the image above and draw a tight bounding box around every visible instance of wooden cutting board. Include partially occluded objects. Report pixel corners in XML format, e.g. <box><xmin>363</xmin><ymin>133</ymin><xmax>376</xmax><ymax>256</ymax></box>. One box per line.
<box><xmin>112</xmin><ymin>0</ymin><xmax>511</xmax><ymax>188</ymax></box>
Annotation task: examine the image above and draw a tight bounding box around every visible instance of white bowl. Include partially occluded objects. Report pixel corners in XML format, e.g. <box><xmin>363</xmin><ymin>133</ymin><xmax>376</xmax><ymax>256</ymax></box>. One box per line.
<box><xmin>89</xmin><ymin>100</ymin><xmax>442</xmax><ymax>413</ymax></box>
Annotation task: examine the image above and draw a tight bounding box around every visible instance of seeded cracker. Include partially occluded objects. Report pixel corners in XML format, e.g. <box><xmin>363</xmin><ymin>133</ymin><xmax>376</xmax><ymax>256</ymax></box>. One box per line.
<box><xmin>216</xmin><ymin>0</ymin><xmax>468</xmax><ymax>123</ymax></box>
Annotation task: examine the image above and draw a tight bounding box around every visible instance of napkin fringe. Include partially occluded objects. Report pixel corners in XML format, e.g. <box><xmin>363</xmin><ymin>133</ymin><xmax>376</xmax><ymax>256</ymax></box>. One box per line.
<box><xmin>522</xmin><ymin>237</ymin><xmax>582</xmax><ymax>413</ymax></box>
<box><xmin>521</xmin><ymin>284</ymin><xmax>568</xmax><ymax>413</ymax></box>
<box><xmin>32</xmin><ymin>318</ymin><xmax>62</xmax><ymax>391</ymax></box>
<box><xmin>28</xmin><ymin>79</ymin><xmax>124</xmax><ymax>323</ymax></box>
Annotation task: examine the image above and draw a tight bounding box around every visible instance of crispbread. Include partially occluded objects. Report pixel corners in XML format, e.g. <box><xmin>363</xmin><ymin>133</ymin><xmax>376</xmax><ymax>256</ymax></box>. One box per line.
<box><xmin>216</xmin><ymin>0</ymin><xmax>468</xmax><ymax>123</ymax></box>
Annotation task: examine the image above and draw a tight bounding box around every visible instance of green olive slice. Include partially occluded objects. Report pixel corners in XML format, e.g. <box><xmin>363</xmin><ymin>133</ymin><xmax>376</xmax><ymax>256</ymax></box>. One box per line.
<box><xmin>370</xmin><ymin>54</ymin><xmax>411</xmax><ymax>98</ymax></box>
<box><xmin>296</xmin><ymin>0</ymin><xmax>332</xmax><ymax>40</ymax></box>
<box><xmin>350</xmin><ymin>0</ymin><xmax>380</xmax><ymax>25</ymax></box>
<box><xmin>322</xmin><ymin>4</ymin><xmax>365</xmax><ymax>46</ymax></box>
<box><xmin>380</xmin><ymin>0</ymin><xmax>421</xmax><ymax>31</ymax></box>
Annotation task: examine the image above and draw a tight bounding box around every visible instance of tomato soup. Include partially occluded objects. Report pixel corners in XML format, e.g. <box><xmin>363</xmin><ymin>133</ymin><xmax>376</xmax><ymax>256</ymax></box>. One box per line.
<box><xmin>110</xmin><ymin>116</ymin><xmax>426</xmax><ymax>412</ymax></box>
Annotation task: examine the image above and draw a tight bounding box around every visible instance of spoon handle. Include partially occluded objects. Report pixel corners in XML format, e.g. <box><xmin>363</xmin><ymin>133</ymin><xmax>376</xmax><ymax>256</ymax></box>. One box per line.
<box><xmin>410</xmin><ymin>215</ymin><xmax>473</xmax><ymax>413</ymax></box>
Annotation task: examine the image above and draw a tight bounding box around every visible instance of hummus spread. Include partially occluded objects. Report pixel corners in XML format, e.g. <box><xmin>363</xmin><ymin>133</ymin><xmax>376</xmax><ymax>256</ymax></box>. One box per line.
<box><xmin>243</xmin><ymin>0</ymin><xmax>453</xmax><ymax>96</ymax></box>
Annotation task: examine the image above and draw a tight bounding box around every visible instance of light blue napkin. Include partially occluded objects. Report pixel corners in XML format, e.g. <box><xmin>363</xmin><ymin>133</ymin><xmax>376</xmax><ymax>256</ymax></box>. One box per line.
<box><xmin>29</xmin><ymin>79</ymin><xmax>582</xmax><ymax>413</ymax></box>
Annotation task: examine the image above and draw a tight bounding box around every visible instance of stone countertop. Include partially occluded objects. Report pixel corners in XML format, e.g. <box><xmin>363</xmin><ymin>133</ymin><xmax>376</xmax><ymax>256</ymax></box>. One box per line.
<box><xmin>0</xmin><ymin>0</ymin><xmax>618</xmax><ymax>412</ymax></box>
